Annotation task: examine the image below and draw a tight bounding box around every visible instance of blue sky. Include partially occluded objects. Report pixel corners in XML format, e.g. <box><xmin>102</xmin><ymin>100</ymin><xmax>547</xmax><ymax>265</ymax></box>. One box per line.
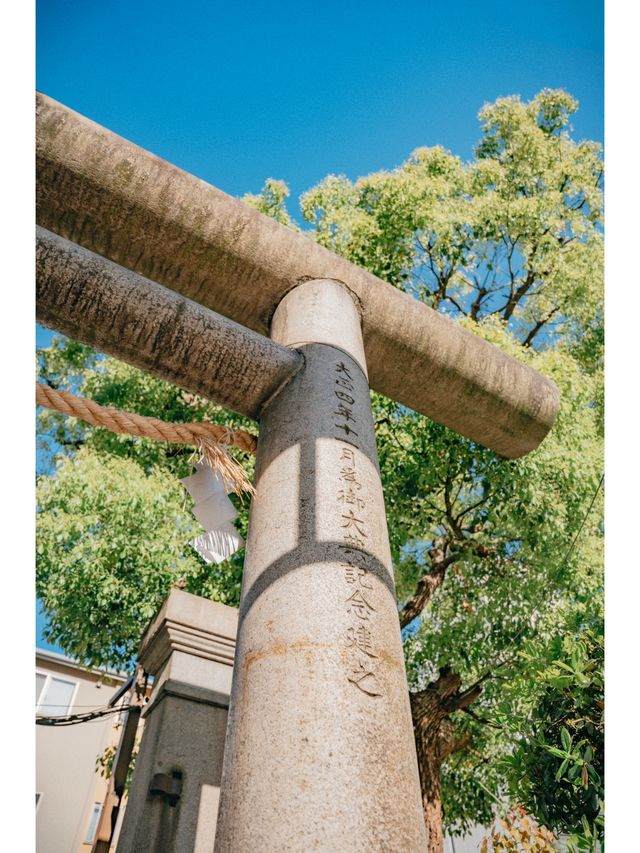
<box><xmin>37</xmin><ymin>0</ymin><xmax>603</xmax><ymax>206</ymax></box>
<box><xmin>35</xmin><ymin>0</ymin><xmax>603</xmax><ymax>651</ymax></box>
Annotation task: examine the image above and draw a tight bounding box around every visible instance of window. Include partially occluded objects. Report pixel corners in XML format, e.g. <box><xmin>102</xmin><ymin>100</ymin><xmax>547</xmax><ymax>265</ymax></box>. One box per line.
<box><xmin>36</xmin><ymin>672</ymin><xmax>46</xmax><ymax>704</ymax></box>
<box><xmin>84</xmin><ymin>803</ymin><xmax>102</xmax><ymax>845</ymax></box>
<box><xmin>35</xmin><ymin>671</ymin><xmax>78</xmax><ymax>716</ymax></box>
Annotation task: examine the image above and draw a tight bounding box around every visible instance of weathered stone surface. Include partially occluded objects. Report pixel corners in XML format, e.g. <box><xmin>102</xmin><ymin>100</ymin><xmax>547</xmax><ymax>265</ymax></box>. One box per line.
<box><xmin>36</xmin><ymin>227</ymin><xmax>302</xmax><ymax>420</ymax></box>
<box><xmin>214</xmin><ymin>282</ymin><xmax>427</xmax><ymax>852</ymax></box>
<box><xmin>37</xmin><ymin>92</ymin><xmax>559</xmax><ymax>458</ymax></box>
<box><xmin>270</xmin><ymin>278</ymin><xmax>369</xmax><ymax>377</ymax></box>
<box><xmin>117</xmin><ymin>590</ymin><xmax>238</xmax><ymax>853</ymax></box>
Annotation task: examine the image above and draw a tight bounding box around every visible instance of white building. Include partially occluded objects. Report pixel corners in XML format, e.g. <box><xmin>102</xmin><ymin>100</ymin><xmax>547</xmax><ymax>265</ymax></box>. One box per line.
<box><xmin>36</xmin><ymin>649</ymin><xmax>127</xmax><ymax>853</ymax></box>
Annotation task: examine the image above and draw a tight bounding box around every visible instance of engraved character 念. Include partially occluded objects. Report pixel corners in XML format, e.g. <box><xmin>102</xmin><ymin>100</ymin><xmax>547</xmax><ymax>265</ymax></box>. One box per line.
<box><xmin>346</xmin><ymin>588</ymin><xmax>376</xmax><ymax>620</ymax></box>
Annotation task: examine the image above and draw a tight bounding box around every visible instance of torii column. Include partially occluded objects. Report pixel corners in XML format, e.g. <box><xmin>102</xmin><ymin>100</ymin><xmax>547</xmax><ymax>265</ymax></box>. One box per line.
<box><xmin>36</xmin><ymin>92</ymin><xmax>560</xmax><ymax>852</ymax></box>
<box><xmin>214</xmin><ymin>278</ymin><xmax>429</xmax><ymax>849</ymax></box>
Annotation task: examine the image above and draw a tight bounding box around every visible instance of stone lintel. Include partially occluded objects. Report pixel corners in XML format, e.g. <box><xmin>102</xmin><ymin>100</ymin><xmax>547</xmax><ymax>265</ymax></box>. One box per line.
<box><xmin>36</xmin><ymin>227</ymin><xmax>302</xmax><ymax>421</ymax></box>
<box><xmin>37</xmin><ymin>91</ymin><xmax>560</xmax><ymax>458</ymax></box>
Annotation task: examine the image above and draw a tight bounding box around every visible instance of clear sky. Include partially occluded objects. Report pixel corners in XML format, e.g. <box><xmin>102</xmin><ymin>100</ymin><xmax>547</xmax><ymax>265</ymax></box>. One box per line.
<box><xmin>35</xmin><ymin>0</ymin><xmax>603</xmax><ymax>649</ymax></box>
<box><xmin>37</xmin><ymin>0</ymin><xmax>603</xmax><ymax>209</ymax></box>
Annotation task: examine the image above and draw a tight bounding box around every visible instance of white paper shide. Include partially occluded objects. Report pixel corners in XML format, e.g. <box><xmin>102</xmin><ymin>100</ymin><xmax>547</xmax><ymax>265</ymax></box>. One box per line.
<box><xmin>181</xmin><ymin>463</ymin><xmax>245</xmax><ymax>564</ymax></box>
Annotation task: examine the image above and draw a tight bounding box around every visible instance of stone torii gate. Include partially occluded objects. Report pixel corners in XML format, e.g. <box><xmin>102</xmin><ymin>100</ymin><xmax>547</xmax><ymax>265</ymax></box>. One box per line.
<box><xmin>36</xmin><ymin>92</ymin><xmax>559</xmax><ymax>852</ymax></box>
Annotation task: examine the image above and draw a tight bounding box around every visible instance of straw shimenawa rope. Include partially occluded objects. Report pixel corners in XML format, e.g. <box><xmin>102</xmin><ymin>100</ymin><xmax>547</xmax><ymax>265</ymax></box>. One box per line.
<box><xmin>36</xmin><ymin>381</ymin><xmax>257</xmax><ymax>496</ymax></box>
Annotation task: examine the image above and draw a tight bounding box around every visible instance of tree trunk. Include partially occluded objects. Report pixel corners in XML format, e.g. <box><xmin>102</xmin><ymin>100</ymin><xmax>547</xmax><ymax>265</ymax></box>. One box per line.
<box><xmin>414</xmin><ymin>726</ymin><xmax>446</xmax><ymax>852</ymax></box>
<box><xmin>410</xmin><ymin>668</ymin><xmax>479</xmax><ymax>851</ymax></box>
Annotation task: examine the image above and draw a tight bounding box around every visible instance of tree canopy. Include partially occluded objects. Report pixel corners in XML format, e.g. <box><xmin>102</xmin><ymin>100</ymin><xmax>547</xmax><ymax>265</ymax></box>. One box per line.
<box><xmin>36</xmin><ymin>88</ymin><xmax>603</xmax><ymax>849</ymax></box>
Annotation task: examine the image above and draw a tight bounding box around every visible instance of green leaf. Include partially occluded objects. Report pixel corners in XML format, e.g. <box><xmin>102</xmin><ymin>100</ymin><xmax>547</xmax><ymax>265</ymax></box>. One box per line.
<box><xmin>556</xmin><ymin>758</ymin><xmax>570</xmax><ymax>781</ymax></box>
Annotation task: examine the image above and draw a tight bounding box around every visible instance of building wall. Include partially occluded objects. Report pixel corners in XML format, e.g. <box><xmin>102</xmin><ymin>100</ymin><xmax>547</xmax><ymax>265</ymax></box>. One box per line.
<box><xmin>445</xmin><ymin>825</ymin><xmax>487</xmax><ymax>852</ymax></box>
<box><xmin>36</xmin><ymin>651</ymin><xmax>125</xmax><ymax>853</ymax></box>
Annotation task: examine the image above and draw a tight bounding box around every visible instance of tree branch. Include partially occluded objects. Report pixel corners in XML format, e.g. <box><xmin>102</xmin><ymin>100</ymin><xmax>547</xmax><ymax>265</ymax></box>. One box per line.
<box><xmin>443</xmin><ymin>463</ymin><xmax>464</xmax><ymax>540</ymax></box>
<box><xmin>444</xmin><ymin>291</ymin><xmax>466</xmax><ymax>315</ymax></box>
<box><xmin>502</xmin><ymin>268</ymin><xmax>537</xmax><ymax>321</ymax></box>
<box><xmin>444</xmin><ymin>682</ymin><xmax>483</xmax><ymax>712</ymax></box>
<box><xmin>462</xmin><ymin>706</ymin><xmax>502</xmax><ymax>730</ymax></box>
<box><xmin>454</xmin><ymin>491</ymin><xmax>492</xmax><ymax>524</ymax></box>
<box><xmin>469</xmin><ymin>286</ymin><xmax>488</xmax><ymax>321</ymax></box>
<box><xmin>441</xmin><ymin>731</ymin><xmax>473</xmax><ymax>760</ymax></box>
<box><xmin>523</xmin><ymin>306</ymin><xmax>559</xmax><ymax>348</ymax></box>
<box><xmin>399</xmin><ymin>551</ymin><xmax>458</xmax><ymax>628</ymax></box>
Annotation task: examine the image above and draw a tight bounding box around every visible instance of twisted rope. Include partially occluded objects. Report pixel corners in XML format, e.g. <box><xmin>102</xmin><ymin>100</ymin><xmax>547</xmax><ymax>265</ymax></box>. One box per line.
<box><xmin>36</xmin><ymin>381</ymin><xmax>257</xmax><ymax>495</ymax></box>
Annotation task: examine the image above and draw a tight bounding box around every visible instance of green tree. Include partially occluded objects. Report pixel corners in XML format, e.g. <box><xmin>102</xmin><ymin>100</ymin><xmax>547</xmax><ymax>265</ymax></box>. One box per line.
<box><xmin>258</xmin><ymin>87</ymin><xmax>604</xmax><ymax>850</ymax></box>
<box><xmin>37</xmin><ymin>348</ymin><xmax>256</xmax><ymax>669</ymax></box>
<box><xmin>498</xmin><ymin>609</ymin><xmax>604</xmax><ymax>852</ymax></box>
<box><xmin>36</xmin><ymin>89</ymin><xmax>603</xmax><ymax>849</ymax></box>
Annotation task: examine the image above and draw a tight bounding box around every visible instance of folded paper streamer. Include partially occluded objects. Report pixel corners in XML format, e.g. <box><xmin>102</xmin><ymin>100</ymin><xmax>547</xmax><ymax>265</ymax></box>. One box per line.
<box><xmin>181</xmin><ymin>464</ymin><xmax>229</xmax><ymax>503</ymax></box>
<box><xmin>180</xmin><ymin>462</ymin><xmax>232</xmax><ymax>503</ymax></box>
<box><xmin>191</xmin><ymin>523</ymin><xmax>245</xmax><ymax>565</ymax></box>
<box><xmin>192</xmin><ymin>491</ymin><xmax>237</xmax><ymax>530</ymax></box>
<box><xmin>182</xmin><ymin>463</ymin><xmax>245</xmax><ymax>564</ymax></box>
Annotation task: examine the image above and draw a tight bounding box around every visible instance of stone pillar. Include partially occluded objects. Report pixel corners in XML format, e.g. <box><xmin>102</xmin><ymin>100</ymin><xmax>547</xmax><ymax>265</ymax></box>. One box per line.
<box><xmin>214</xmin><ymin>280</ymin><xmax>427</xmax><ymax>851</ymax></box>
<box><xmin>116</xmin><ymin>589</ymin><xmax>238</xmax><ymax>853</ymax></box>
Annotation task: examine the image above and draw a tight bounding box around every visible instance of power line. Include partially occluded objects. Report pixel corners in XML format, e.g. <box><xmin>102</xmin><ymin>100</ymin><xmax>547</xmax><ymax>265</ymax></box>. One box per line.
<box><xmin>36</xmin><ymin>703</ymin><xmax>128</xmax><ymax>727</ymax></box>
<box><xmin>35</xmin><ymin>703</ymin><xmax>124</xmax><ymax>708</ymax></box>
